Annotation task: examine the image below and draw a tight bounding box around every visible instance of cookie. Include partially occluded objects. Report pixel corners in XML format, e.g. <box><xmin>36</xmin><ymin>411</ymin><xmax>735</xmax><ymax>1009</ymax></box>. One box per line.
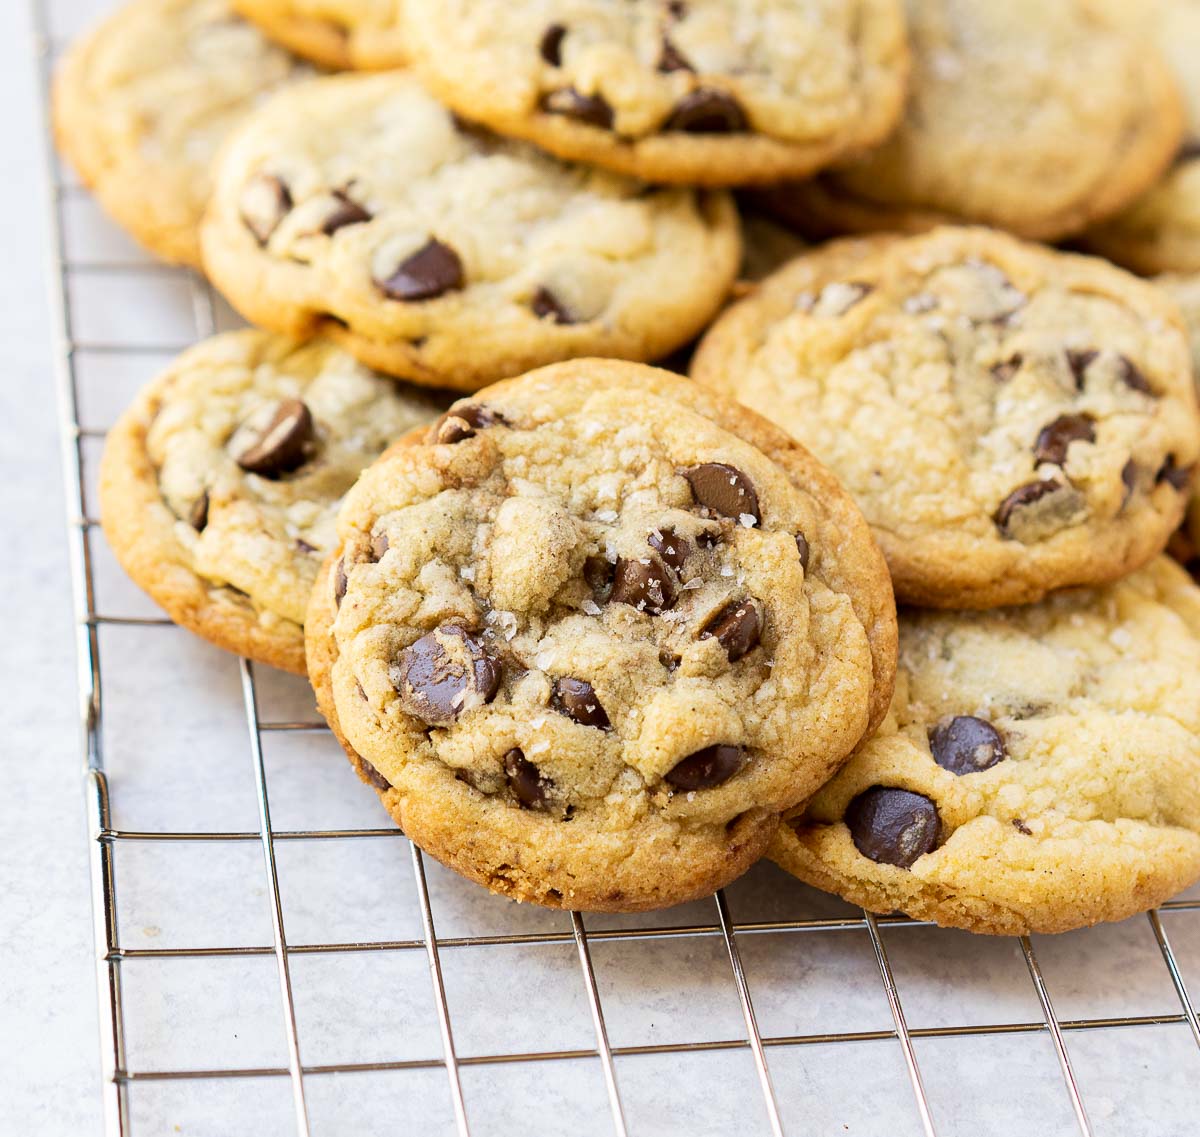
<box><xmin>770</xmin><ymin>556</ymin><xmax>1200</xmax><ymax>935</ymax></box>
<box><xmin>756</xmin><ymin>0</ymin><xmax>1184</xmax><ymax>243</ymax></box>
<box><xmin>1157</xmin><ymin>273</ymin><xmax>1200</xmax><ymax>569</ymax></box>
<box><xmin>305</xmin><ymin>360</ymin><xmax>896</xmax><ymax>910</ymax></box>
<box><xmin>100</xmin><ymin>331</ymin><xmax>441</xmax><ymax>674</ymax></box>
<box><xmin>200</xmin><ymin>71</ymin><xmax>741</xmax><ymax>391</ymax></box>
<box><xmin>401</xmin><ymin>0</ymin><xmax>910</xmax><ymax>187</ymax></box>
<box><xmin>1081</xmin><ymin>1</ymin><xmax>1200</xmax><ymax>273</ymax></box>
<box><xmin>53</xmin><ymin>0</ymin><xmax>310</xmax><ymax>266</ymax></box>
<box><xmin>229</xmin><ymin>0</ymin><xmax>406</xmax><ymax>70</ymax></box>
<box><xmin>692</xmin><ymin>227</ymin><xmax>1200</xmax><ymax>608</ymax></box>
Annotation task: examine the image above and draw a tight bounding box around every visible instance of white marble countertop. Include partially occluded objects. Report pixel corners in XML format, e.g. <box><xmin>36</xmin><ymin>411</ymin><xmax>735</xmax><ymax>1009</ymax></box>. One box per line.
<box><xmin>6</xmin><ymin>2</ymin><xmax>1200</xmax><ymax>1135</ymax></box>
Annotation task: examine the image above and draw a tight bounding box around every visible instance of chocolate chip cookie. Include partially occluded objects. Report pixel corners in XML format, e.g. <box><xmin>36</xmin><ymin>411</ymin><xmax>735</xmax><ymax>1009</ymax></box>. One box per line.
<box><xmin>200</xmin><ymin>71</ymin><xmax>741</xmax><ymax>391</ymax></box>
<box><xmin>53</xmin><ymin>0</ymin><xmax>310</xmax><ymax>266</ymax></box>
<box><xmin>100</xmin><ymin>331</ymin><xmax>441</xmax><ymax>673</ymax></box>
<box><xmin>305</xmin><ymin>360</ymin><xmax>896</xmax><ymax>910</ymax></box>
<box><xmin>771</xmin><ymin>556</ymin><xmax>1200</xmax><ymax>935</ymax></box>
<box><xmin>401</xmin><ymin>0</ymin><xmax>910</xmax><ymax>186</ymax></box>
<box><xmin>230</xmin><ymin>0</ymin><xmax>406</xmax><ymax>70</ymax></box>
<box><xmin>692</xmin><ymin>227</ymin><xmax>1200</xmax><ymax>608</ymax></box>
<box><xmin>757</xmin><ymin>0</ymin><xmax>1184</xmax><ymax>242</ymax></box>
<box><xmin>1082</xmin><ymin>1</ymin><xmax>1200</xmax><ymax>272</ymax></box>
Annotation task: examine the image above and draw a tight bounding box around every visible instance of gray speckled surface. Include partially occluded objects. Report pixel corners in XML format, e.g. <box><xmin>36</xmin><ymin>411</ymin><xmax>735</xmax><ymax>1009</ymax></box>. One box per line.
<box><xmin>9</xmin><ymin>2</ymin><xmax>1200</xmax><ymax>1135</ymax></box>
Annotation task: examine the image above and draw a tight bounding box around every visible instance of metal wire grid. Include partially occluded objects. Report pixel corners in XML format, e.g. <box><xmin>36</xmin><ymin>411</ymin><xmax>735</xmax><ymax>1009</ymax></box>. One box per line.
<box><xmin>29</xmin><ymin>4</ymin><xmax>1200</xmax><ymax>1134</ymax></box>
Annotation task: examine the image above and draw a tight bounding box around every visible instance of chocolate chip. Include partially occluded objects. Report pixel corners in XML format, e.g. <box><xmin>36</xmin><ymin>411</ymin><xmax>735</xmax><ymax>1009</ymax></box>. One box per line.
<box><xmin>435</xmin><ymin>403</ymin><xmax>506</xmax><ymax>444</ymax></box>
<box><xmin>239</xmin><ymin>173</ymin><xmax>291</xmax><ymax>244</ymax></box>
<box><xmin>1118</xmin><ymin>356</ymin><xmax>1153</xmax><ymax>395</ymax></box>
<box><xmin>647</xmin><ymin>527</ymin><xmax>691</xmax><ymax>572</ymax></box>
<box><xmin>700</xmin><ymin>599</ymin><xmax>761</xmax><ymax>662</ymax></box>
<box><xmin>991</xmin><ymin>354</ymin><xmax>1023</xmax><ymax>382</ymax></box>
<box><xmin>665</xmin><ymin>744</ymin><xmax>745</xmax><ymax>790</ymax></box>
<box><xmin>659</xmin><ymin>649</ymin><xmax>681</xmax><ymax>671</ymax></box>
<box><xmin>542</xmin><ymin>88</ymin><xmax>614</xmax><ymax>129</ymax></box>
<box><xmin>377</xmin><ymin>239</ymin><xmax>464</xmax><ymax>302</ymax></box>
<box><xmin>334</xmin><ymin>558</ymin><xmax>348</xmax><ymax>607</ymax></box>
<box><xmin>658</xmin><ymin>36</ymin><xmax>693</xmax><ymax>73</ymax></box>
<box><xmin>236</xmin><ymin>399</ymin><xmax>315</xmax><ymax>478</ymax></box>
<box><xmin>504</xmin><ymin>748</ymin><xmax>553</xmax><ymax>809</ymax></box>
<box><xmin>664</xmin><ymin>89</ymin><xmax>748</xmax><ymax>133</ymax></box>
<box><xmin>929</xmin><ymin>715</ymin><xmax>1007</xmax><ymax>776</ymax></box>
<box><xmin>584</xmin><ymin>555</ymin><xmax>616</xmax><ymax>601</ymax></box>
<box><xmin>188</xmin><ymin>490</ymin><xmax>209</xmax><ymax>532</ymax></box>
<box><xmin>845</xmin><ymin>787</ymin><xmax>940</xmax><ymax>868</ymax></box>
<box><xmin>393</xmin><ymin>624</ymin><xmax>501</xmax><ymax>726</ymax></box>
<box><xmin>1158</xmin><ymin>457</ymin><xmax>1194</xmax><ymax>491</ymax></box>
<box><xmin>1034</xmin><ymin>414</ymin><xmax>1095</xmax><ymax>467</ymax></box>
<box><xmin>360</xmin><ymin>759</ymin><xmax>390</xmax><ymax>791</ymax></box>
<box><xmin>531</xmin><ymin>286</ymin><xmax>577</xmax><ymax>324</ymax></box>
<box><xmin>610</xmin><ymin>554</ymin><xmax>678</xmax><ymax>614</ymax></box>
<box><xmin>1121</xmin><ymin>459</ymin><xmax>1139</xmax><ymax>505</ymax></box>
<box><xmin>539</xmin><ymin>23</ymin><xmax>566</xmax><ymax>65</ymax></box>
<box><xmin>551</xmin><ymin>677</ymin><xmax>611</xmax><ymax>729</ymax></box>
<box><xmin>371</xmin><ymin>532</ymin><xmax>389</xmax><ymax>561</ymax></box>
<box><xmin>295</xmin><ymin>538</ymin><xmax>317</xmax><ymax>554</ymax></box>
<box><xmin>321</xmin><ymin>189</ymin><xmax>371</xmax><ymax>235</ymax></box>
<box><xmin>795</xmin><ymin>533</ymin><xmax>810</xmax><ymax>572</ymax></box>
<box><xmin>1176</xmin><ymin>138</ymin><xmax>1200</xmax><ymax>165</ymax></box>
<box><xmin>684</xmin><ymin>463</ymin><xmax>760</xmax><ymax>524</ymax></box>
<box><xmin>1012</xmin><ymin>818</ymin><xmax>1032</xmax><ymax>836</ymax></box>
<box><xmin>994</xmin><ymin>480</ymin><xmax>1065</xmax><ymax>534</ymax></box>
<box><xmin>1066</xmin><ymin>349</ymin><xmax>1099</xmax><ymax>389</ymax></box>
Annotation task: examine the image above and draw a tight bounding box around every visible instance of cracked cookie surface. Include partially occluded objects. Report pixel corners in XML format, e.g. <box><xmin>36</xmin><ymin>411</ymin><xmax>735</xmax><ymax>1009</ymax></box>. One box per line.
<box><xmin>53</xmin><ymin>0</ymin><xmax>311</xmax><ymax>266</ymax></box>
<box><xmin>770</xmin><ymin>556</ymin><xmax>1200</xmax><ymax>935</ymax></box>
<box><xmin>402</xmin><ymin>0</ymin><xmax>909</xmax><ymax>186</ymax></box>
<box><xmin>230</xmin><ymin>0</ymin><xmax>406</xmax><ymax>69</ymax></box>
<box><xmin>693</xmin><ymin>227</ymin><xmax>1200</xmax><ymax>608</ymax></box>
<box><xmin>100</xmin><ymin>330</ymin><xmax>441</xmax><ymax>673</ymax></box>
<box><xmin>758</xmin><ymin>0</ymin><xmax>1183</xmax><ymax>242</ymax></box>
<box><xmin>201</xmin><ymin>71</ymin><xmax>741</xmax><ymax>390</ymax></box>
<box><xmin>306</xmin><ymin>360</ymin><xmax>895</xmax><ymax>910</ymax></box>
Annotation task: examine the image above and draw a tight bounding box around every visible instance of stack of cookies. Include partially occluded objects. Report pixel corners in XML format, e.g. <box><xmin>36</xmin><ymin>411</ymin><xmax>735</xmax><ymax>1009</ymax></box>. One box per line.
<box><xmin>56</xmin><ymin>0</ymin><xmax>1200</xmax><ymax>935</ymax></box>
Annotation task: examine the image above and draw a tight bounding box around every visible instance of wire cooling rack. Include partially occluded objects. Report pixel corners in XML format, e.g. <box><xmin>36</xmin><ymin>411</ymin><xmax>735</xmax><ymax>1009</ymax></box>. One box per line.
<box><xmin>31</xmin><ymin>3</ymin><xmax>1200</xmax><ymax>1135</ymax></box>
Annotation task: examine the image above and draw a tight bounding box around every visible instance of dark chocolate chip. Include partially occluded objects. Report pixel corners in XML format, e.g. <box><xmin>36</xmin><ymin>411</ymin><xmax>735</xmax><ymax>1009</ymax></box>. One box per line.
<box><xmin>551</xmin><ymin>677</ymin><xmax>611</xmax><ymax>729</ymax></box>
<box><xmin>994</xmin><ymin>479</ymin><xmax>1064</xmax><ymax>534</ymax></box>
<box><xmin>584</xmin><ymin>555</ymin><xmax>616</xmax><ymax>601</ymax></box>
<box><xmin>1158</xmin><ymin>457</ymin><xmax>1194</xmax><ymax>491</ymax></box>
<box><xmin>1118</xmin><ymin>356</ymin><xmax>1153</xmax><ymax>395</ymax></box>
<box><xmin>664</xmin><ymin>89</ymin><xmax>748</xmax><ymax>133</ymax></box>
<box><xmin>1033</xmin><ymin>414</ymin><xmax>1095</xmax><ymax>467</ymax></box>
<box><xmin>376</xmin><ymin>238</ymin><xmax>464</xmax><ymax>302</ymax></box>
<box><xmin>1066</xmin><ymin>349</ymin><xmax>1099</xmax><ymax>389</ymax></box>
<box><xmin>393</xmin><ymin>624</ymin><xmax>501</xmax><ymax>726</ymax></box>
<box><xmin>240</xmin><ymin>173</ymin><xmax>292</xmax><ymax>244</ymax></box>
<box><xmin>321</xmin><ymin>189</ymin><xmax>372</xmax><ymax>235</ymax></box>
<box><xmin>1176</xmin><ymin>138</ymin><xmax>1200</xmax><ymax>165</ymax></box>
<box><xmin>360</xmin><ymin>759</ymin><xmax>390</xmax><ymax>791</ymax></box>
<box><xmin>295</xmin><ymin>538</ymin><xmax>318</xmax><ymax>554</ymax></box>
<box><xmin>504</xmin><ymin>748</ymin><xmax>553</xmax><ymax>809</ymax></box>
<box><xmin>1012</xmin><ymin>818</ymin><xmax>1032</xmax><ymax>836</ymax></box>
<box><xmin>542</xmin><ymin>88</ymin><xmax>614</xmax><ymax>129</ymax></box>
<box><xmin>334</xmin><ymin>558</ymin><xmax>348</xmax><ymax>607</ymax></box>
<box><xmin>658</xmin><ymin>36</ymin><xmax>693</xmax><ymax>73</ymax></box>
<box><xmin>531</xmin><ymin>286</ymin><xmax>577</xmax><ymax>324</ymax></box>
<box><xmin>990</xmin><ymin>354</ymin><xmax>1023</xmax><ymax>382</ymax></box>
<box><xmin>665</xmin><ymin>744</ymin><xmax>745</xmax><ymax>790</ymax></box>
<box><xmin>236</xmin><ymin>399</ymin><xmax>315</xmax><ymax>478</ymax></box>
<box><xmin>844</xmin><ymin>787</ymin><xmax>940</xmax><ymax>868</ymax></box>
<box><xmin>647</xmin><ymin>527</ymin><xmax>692</xmax><ymax>572</ymax></box>
<box><xmin>795</xmin><ymin>533</ymin><xmax>810</xmax><ymax>572</ymax></box>
<box><xmin>435</xmin><ymin>403</ymin><xmax>506</xmax><ymax>444</ymax></box>
<box><xmin>539</xmin><ymin>23</ymin><xmax>566</xmax><ymax>65</ymax></box>
<box><xmin>610</xmin><ymin>554</ymin><xmax>678</xmax><ymax>614</ymax></box>
<box><xmin>700</xmin><ymin>599</ymin><xmax>761</xmax><ymax>661</ymax></box>
<box><xmin>684</xmin><ymin>462</ymin><xmax>760</xmax><ymax>524</ymax></box>
<box><xmin>371</xmin><ymin>532</ymin><xmax>390</xmax><ymax>561</ymax></box>
<box><xmin>188</xmin><ymin>490</ymin><xmax>209</xmax><ymax>532</ymax></box>
<box><xmin>659</xmin><ymin>649</ymin><xmax>681</xmax><ymax>671</ymax></box>
<box><xmin>928</xmin><ymin>715</ymin><xmax>1007</xmax><ymax>776</ymax></box>
<box><xmin>1121</xmin><ymin>459</ymin><xmax>1139</xmax><ymax>506</ymax></box>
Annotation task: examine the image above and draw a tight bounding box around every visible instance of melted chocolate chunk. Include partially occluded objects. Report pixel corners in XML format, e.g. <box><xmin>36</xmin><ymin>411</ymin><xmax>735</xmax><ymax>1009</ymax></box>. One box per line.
<box><xmin>240</xmin><ymin>173</ymin><xmax>292</xmax><ymax>245</ymax></box>
<box><xmin>647</xmin><ymin>527</ymin><xmax>692</xmax><ymax>572</ymax></box>
<box><xmin>990</xmin><ymin>354</ymin><xmax>1023</xmax><ymax>383</ymax></box>
<box><xmin>665</xmin><ymin>744</ymin><xmax>745</xmax><ymax>790</ymax></box>
<box><xmin>236</xmin><ymin>399</ymin><xmax>315</xmax><ymax>478</ymax></box>
<box><xmin>584</xmin><ymin>555</ymin><xmax>616</xmax><ymax>601</ymax></box>
<box><xmin>321</xmin><ymin>189</ymin><xmax>372</xmax><ymax>235</ymax></box>
<box><xmin>435</xmin><ymin>403</ymin><xmax>506</xmax><ymax>444</ymax></box>
<box><xmin>994</xmin><ymin>479</ymin><xmax>1065</xmax><ymax>535</ymax></box>
<box><xmin>188</xmin><ymin>490</ymin><xmax>209</xmax><ymax>532</ymax></box>
<box><xmin>845</xmin><ymin>787</ymin><xmax>940</xmax><ymax>868</ymax></box>
<box><xmin>1033</xmin><ymin>414</ymin><xmax>1095</xmax><ymax>467</ymax></box>
<box><xmin>371</xmin><ymin>532</ymin><xmax>390</xmax><ymax>561</ymax></box>
<box><xmin>929</xmin><ymin>715</ymin><xmax>1007</xmax><ymax>776</ymax></box>
<box><xmin>795</xmin><ymin>533</ymin><xmax>810</xmax><ymax>572</ymax></box>
<box><xmin>531</xmin><ymin>286</ymin><xmax>577</xmax><ymax>324</ymax></box>
<box><xmin>295</xmin><ymin>538</ymin><xmax>318</xmax><ymax>554</ymax></box>
<box><xmin>393</xmin><ymin>624</ymin><xmax>501</xmax><ymax>726</ymax></box>
<box><xmin>1159</xmin><ymin>457</ymin><xmax>1194</xmax><ymax>491</ymax></box>
<box><xmin>684</xmin><ymin>463</ymin><xmax>760</xmax><ymax>524</ymax></box>
<box><xmin>360</xmin><ymin>759</ymin><xmax>390</xmax><ymax>792</ymax></box>
<box><xmin>539</xmin><ymin>23</ymin><xmax>566</xmax><ymax>65</ymax></box>
<box><xmin>542</xmin><ymin>88</ymin><xmax>614</xmax><ymax>129</ymax></box>
<box><xmin>551</xmin><ymin>677</ymin><xmax>611</xmax><ymax>729</ymax></box>
<box><xmin>664</xmin><ymin>89</ymin><xmax>748</xmax><ymax>133</ymax></box>
<box><xmin>334</xmin><ymin>558</ymin><xmax>348</xmax><ymax>607</ymax></box>
<box><xmin>610</xmin><ymin>554</ymin><xmax>678</xmax><ymax>614</ymax></box>
<box><xmin>700</xmin><ymin>599</ymin><xmax>761</xmax><ymax>661</ymax></box>
<box><xmin>376</xmin><ymin>238</ymin><xmax>464</xmax><ymax>301</ymax></box>
<box><xmin>1118</xmin><ymin>356</ymin><xmax>1153</xmax><ymax>395</ymax></box>
<box><xmin>1066</xmin><ymin>349</ymin><xmax>1099</xmax><ymax>389</ymax></box>
<box><xmin>1121</xmin><ymin>459</ymin><xmax>1139</xmax><ymax>506</ymax></box>
<box><xmin>658</xmin><ymin>35</ymin><xmax>693</xmax><ymax>73</ymax></box>
<box><xmin>505</xmin><ymin>748</ymin><xmax>553</xmax><ymax>809</ymax></box>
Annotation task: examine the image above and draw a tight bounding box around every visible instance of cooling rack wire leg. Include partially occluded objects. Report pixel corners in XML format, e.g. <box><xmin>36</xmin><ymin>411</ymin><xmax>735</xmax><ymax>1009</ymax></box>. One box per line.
<box><xmin>1147</xmin><ymin>910</ymin><xmax>1200</xmax><ymax>1052</ymax></box>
